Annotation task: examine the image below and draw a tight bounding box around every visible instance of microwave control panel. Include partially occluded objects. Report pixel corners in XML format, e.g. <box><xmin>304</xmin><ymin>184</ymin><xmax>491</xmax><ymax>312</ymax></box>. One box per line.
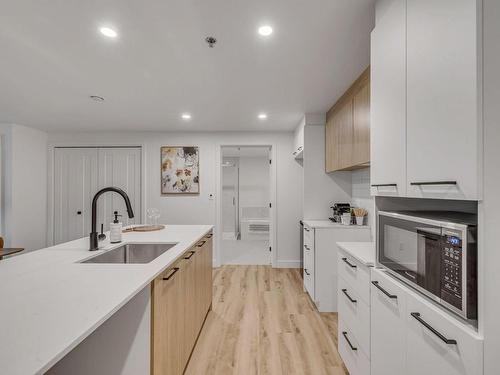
<box><xmin>441</xmin><ymin>236</ymin><xmax>463</xmax><ymax>309</ymax></box>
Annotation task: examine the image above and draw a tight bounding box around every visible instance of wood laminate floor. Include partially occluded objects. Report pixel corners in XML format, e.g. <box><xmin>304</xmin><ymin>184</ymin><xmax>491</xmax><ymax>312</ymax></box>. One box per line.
<box><xmin>185</xmin><ymin>265</ymin><xmax>348</xmax><ymax>375</ymax></box>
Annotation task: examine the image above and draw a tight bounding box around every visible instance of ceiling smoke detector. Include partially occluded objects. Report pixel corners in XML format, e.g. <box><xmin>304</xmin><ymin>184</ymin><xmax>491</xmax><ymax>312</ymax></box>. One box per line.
<box><xmin>205</xmin><ymin>36</ymin><xmax>217</xmax><ymax>48</ymax></box>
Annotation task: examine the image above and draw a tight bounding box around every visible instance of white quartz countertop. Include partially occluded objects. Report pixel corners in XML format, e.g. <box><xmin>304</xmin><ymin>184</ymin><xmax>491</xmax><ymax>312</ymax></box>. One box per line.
<box><xmin>0</xmin><ymin>225</ymin><xmax>213</xmax><ymax>375</ymax></box>
<box><xmin>302</xmin><ymin>220</ymin><xmax>369</xmax><ymax>229</ymax></box>
<box><xmin>336</xmin><ymin>242</ymin><xmax>376</xmax><ymax>266</ymax></box>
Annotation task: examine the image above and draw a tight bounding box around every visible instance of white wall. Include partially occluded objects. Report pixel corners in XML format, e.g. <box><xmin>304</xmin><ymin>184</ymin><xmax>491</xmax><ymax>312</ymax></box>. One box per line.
<box><xmin>303</xmin><ymin>124</ymin><xmax>352</xmax><ymax>219</ymax></box>
<box><xmin>482</xmin><ymin>1</ymin><xmax>500</xmax><ymax>373</ymax></box>
<box><xmin>0</xmin><ymin>124</ymin><xmax>48</xmax><ymax>251</ymax></box>
<box><xmin>351</xmin><ymin>168</ymin><xmax>374</xmax><ymax>231</ymax></box>
<box><xmin>48</xmin><ymin>131</ymin><xmax>302</xmax><ymax>265</ymax></box>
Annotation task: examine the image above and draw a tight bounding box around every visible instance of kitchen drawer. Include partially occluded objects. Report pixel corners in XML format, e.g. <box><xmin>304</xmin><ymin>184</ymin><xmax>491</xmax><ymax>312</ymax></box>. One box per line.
<box><xmin>405</xmin><ymin>288</ymin><xmax>483</xmax><ymax>375</ymax></box>
<box><xmin>338</xmin><ymin>252</ymin><xmax>371</xmax><ymax>305</ymax></box>
<box><xmin>338</xmin><ymin>318</ymin><xmax>371</xmax><ymax>375</ymax></box>
<box><xmin>304</xmin><ymin>266</ymin><xmax>315</xmax><ymax>300</ymax></box>
<box><xmin>303</xmin><ymin>225</ymin><xmax>314</xmax><ymax>247</ymax></box>
<box><xmin>338</xmin><ymin>276</ymin><xmax>370</xmax><ymax>358</ymax></box>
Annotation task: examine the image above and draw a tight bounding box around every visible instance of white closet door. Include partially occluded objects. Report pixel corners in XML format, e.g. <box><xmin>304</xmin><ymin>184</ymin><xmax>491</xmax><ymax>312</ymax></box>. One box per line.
<box><xmin>54</xmin><ymin>148</ymin><xmax>98</xmax><ymax>244</ymax></box>
<box><xmin>97</xmin><ymin>148</ymin><xmax>142</xmax><ymax>230</ymax></box>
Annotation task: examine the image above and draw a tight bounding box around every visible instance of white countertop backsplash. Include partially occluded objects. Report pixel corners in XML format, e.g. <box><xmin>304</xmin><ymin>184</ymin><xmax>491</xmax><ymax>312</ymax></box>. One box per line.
<box><xmin>0</xmin><ymin>225</ymin><xmax>212</xmax><ymax>375</ymax></box>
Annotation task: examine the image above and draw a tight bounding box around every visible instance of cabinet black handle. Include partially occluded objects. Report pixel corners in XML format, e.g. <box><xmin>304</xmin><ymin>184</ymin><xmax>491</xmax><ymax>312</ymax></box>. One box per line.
<box><xmin>342</xmin><ymin>257</ymin><xmax>357</xmax><ymax>268</ymax></box>
<box><xmin>372</xmin><ymin>281</ymin><xmax>397</xmax><ymax>299</ymax></box>
<box><xmin>184</xmin><ymin>251</ymin><xmax>195</xmax><ymax>259</ymax></box>
<box><xmin>304</xmin><ymin>228</ymin><xmax>310</xmax><ymax>232</ymax></box>
<box><xmin>371</xmin><ymin>183</ymin><xmax>397</xmax><ymax>187</ymax></box>
<box><xmin>77</xmin><ymin>211</ymin><xmax>82</xmax><ymax>215</ymax></box>
<box><xmin>410</xmin><ymin>181</ymin><xmax>457</xmax><ymax>186</ymax></box>
<box><xmin>304</xmin><ymin>269</ymin><xmax>310</xmax><ymax>276</ymax></box>
<box><xmin>304</xmin><ymin>245</ymin><xmax>310</xmax><ymax>250</ymax></box>
<box><xmin>342</xmin><ymin>289</ymin><xmax>357</xmax><ymax>303</ymax></box>
<box><xmin>197</xmin><ymin>240</ymin><xmax>206</xmax><ymax>247</ymax></box>
<box><xmin>411</xmin><ymin>312</ymin><xmax>457</xmax><ymax>345</ymax></box>
<box><xmin>205</xmin><ymin>234</ymin><xmax>213</xmax><ymax>239</ymax></box>
<box><xmin>163</xmin><ymin>267</ymin><xmax>179</xmax><ymax>281</ymax></box>
<box><xmin>342</xmin><ymin>331</ymin><xmax>357</xmax><ymax>351</ymax></box>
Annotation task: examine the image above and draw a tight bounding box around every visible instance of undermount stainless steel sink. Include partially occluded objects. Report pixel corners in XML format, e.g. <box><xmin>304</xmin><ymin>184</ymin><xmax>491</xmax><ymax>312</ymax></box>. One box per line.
<box><xmin>81</xmin><ymin>243</ymin><xmax>177</xmax><ymax>264</ymax></box>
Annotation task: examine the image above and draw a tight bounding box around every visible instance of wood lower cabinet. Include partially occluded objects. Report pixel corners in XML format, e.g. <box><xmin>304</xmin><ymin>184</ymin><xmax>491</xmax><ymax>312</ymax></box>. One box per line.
<box><xmin>325</xmin><ymin>67</ymin><xmax>370</xmax><ymax>172</ymax></box>
<box><xmin>151</xmin><ymin>232</ymin><xmax>213</xmax><ymax>375</ymax></box>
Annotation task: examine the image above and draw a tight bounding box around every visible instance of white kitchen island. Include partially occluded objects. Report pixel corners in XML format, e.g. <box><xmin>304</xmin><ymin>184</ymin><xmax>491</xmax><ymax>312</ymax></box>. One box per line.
<box><xmin>0</xmin><ymin>225</ymin><xmax>213</xmax><ymax>375</ymax></box>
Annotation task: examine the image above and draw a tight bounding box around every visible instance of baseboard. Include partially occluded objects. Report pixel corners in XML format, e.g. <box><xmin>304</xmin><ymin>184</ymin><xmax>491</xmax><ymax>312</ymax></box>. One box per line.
<box><xmin>276</xmin><ymin>260</ymin><xmax>302</xmax><ymax>268</ymax></box>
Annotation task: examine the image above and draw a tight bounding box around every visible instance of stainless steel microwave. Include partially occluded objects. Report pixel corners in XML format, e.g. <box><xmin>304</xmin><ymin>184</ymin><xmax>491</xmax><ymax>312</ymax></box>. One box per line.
<box><xmin>377</xmin><ymin>211</ymin><xmax>477</xmax><ymax>320</ymax></box>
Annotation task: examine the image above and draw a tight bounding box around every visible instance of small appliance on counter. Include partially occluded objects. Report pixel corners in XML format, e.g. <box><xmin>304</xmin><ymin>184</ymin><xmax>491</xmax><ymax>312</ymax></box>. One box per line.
<box><xmin>329</xmin><ymin>203</ymin><xmax>351</xmax><ymax>223</ymax></box>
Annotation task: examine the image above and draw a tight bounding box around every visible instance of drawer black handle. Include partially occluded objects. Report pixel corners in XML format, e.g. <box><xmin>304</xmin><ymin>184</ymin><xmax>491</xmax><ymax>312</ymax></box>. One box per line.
<box><xmin>372</xmin><ymin>281</ymin><xmax>397</xmax><ymax>299</ymax></box>
<box><xmin>304</xmin><ymin>268</ymin><xmax>310</xmax><ymax>276</ymax></box>
<box><xmin>342</xmin><ymin>331</ymin><xmax>357</xmax><ymax>351</ymax></box>
<box><xmin>411</xmin><ymin>312</ymin><xmax>457</xmax><ymax>345</ymax></box>
<box><xmin>304</xmin><ymin>245</ymin><xmax>310</xmax><ymax>250</ymax></box>
<box><xmin>197</xmin><ymin>240</ymin><xmax>206</xmax><ymax>247</ymax></box>
<box><xmin>410</xmin><ymin>181</ymin><xmax>457</xmax><ymax>186</ymax></box>
<box><xmin>341</xmin><ymin>289</ymin><xmax>357</xmax><ymax>303</ymax></box>
<box><xmin>342</xmin><ymin>257</ymin><xmax>357</xmax><ymax>268</ymax></box>
<box><xmin>163</xmin><ymin>267</ymin><xmax>179</xmax><ymax>281</ymax></box>
<box><xmin>77</xmin><ymin>210</ymin><xmax>82</xmax><ymax>215</ymax></box>
<box><xmin>205</xmin><ymin>234</ymin><xmax>213</xmax><ymax>239</ymax></box>
<box><xmin>184</xmin><ymin>251</ymin><xmax>196</xmax><ymax>259</ymax></box>
<box><xmin>371</xmin><ymin>183</ymin><xmax>397</xmax><ymax>187</ymax></box>
<box><xmin>304</xmin><ymin>228</ymin><xmax>310</xmax><ymax>232</ymax></box>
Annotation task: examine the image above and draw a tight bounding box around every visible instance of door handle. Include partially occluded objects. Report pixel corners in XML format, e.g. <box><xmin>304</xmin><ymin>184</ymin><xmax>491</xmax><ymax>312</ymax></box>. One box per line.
<box><xmin>184</xmin><ymin>251</ymin><xmax>196</xmax><ymax>260</ymax></box>
<box><xmin>342</xmin><ymin>332</ymin><xmax>357</xmax><ymax>351</ymax></box>
<box><xmin>371</xmin><ymin>281</ymin><xmax>397</xmax><ymax>299</ymax></box>
<box><xmin>341</xmin><ymin>289</ymin><xmax>357</xmax><ymax>303</ymax></box>
<box><xmin>342</xmin><ymin>257</ymin><xmax>357</xmax><ymax>269</ymax></box>
<box><xmin>410</xmin><ymin>181</ymin><xmax>457</xmax><ymax>186</ymax></box>
<box><xmin>410</xmin><ymin>312</ymin><xmax>457</xmax><ymax>345</ymax></box>
<box><xmin>163</xmin><ymin>267</ymin><xmax>180</xmax><ymax>281</ymax></box>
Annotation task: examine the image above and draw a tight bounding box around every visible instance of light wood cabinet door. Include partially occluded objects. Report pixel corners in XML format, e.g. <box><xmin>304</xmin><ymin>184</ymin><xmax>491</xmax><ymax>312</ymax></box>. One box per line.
<box><xmin>352</xmin><ymin>79</ymin><xmax>370</xmax><ymax>167</ymax></box>
<box><xmin>181</xmin><ymin>248</ymin><xmax>197</xmax><ymax>366</ymax></box>
<box><xmin>370</xmin><ymin>0</ymin><xmax>407</xmax><ymax>197</ymax></box>
<box><xmin>325</xmin><ymin>68</ymin><xmax>370</xmax><ymax>172</ymax></box>
<box><xmin>151</xmin><ymin>262</ymin><xmax>184</xmax><ymax>375</ymax></box>
<box><xmin>406</xmin><ymin>0</ymin><xmax>481</xmax><ymax>200</ymax></box>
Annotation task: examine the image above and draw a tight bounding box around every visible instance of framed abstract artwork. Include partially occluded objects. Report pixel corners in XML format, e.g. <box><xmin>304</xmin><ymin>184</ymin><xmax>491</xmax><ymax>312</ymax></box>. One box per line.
<box><xmin>161</xmin><ymin>146</ymin><xmax>200</xmax><ymax>195</ymax></box>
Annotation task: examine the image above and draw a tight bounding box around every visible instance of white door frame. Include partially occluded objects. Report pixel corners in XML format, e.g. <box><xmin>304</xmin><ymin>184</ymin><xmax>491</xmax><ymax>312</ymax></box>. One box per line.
<box><xmin>215</xmin><ymin>143</ymin><xmax>277</xmax><ymax>267</ymax></box>
<box><xmin>47</xmin><ymin>143</ymin><xmax>146</xmax><ymax>246</ymax></box>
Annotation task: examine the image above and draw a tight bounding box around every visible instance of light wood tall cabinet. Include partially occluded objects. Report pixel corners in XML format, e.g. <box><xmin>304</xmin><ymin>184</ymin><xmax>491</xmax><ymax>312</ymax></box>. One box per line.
<box><xmin>151</xmin><ymin>232</ymin><xmax>213</xmax><ymax>375</ymax></box>
<box><xmin>326</xmin><ymin>68</ymin><xmax>370</xmax><ymax>172</ymax></box>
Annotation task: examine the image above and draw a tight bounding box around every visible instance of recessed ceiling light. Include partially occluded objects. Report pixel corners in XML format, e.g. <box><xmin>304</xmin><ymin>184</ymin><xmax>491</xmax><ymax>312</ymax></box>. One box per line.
<box><xmin>90</xmin><ymin>95</ymin><xmax>105</xmax><ymax>102</ymax></box>
<box><xmin>181</xmin><ymin>113</ymin><xmax>192</xmax><ymax>120</ymax></box>
<box><xmin>258</xmin><ymin>113</ymin><xmax>268</xmax><ymax>120</ymax></box>
<box><xmin>99</xmin><ymin>27</ymin><xmax>118</xmax><ymax>38</ymax></box>
<box><xmin>258</xmin><ymin>25</ymin><xmax>273</xmax><ymax>37</ymax></box>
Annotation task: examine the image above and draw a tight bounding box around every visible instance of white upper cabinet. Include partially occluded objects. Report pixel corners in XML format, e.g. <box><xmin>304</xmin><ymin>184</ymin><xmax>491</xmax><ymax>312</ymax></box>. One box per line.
<box><xmin>370</xmin><ymin>0</ymin><xmax>407</xmax><ymax>197</ymax></box>
<box><xmin>406</xmin><ymin>0</ymin><xmax>482</xmax><ymax>200</ymax></box>
<box><xmin>371</xmin><ymin>0</ymin><xmax>482</xmax><ymax>200</ymax></box>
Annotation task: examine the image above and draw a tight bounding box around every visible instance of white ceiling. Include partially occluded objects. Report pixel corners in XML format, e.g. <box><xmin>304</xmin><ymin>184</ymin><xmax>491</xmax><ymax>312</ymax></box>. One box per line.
<box><xmin>0</xmin><ymin>0</ymin><xmax>375</xmax><ymax>132</ymax></box>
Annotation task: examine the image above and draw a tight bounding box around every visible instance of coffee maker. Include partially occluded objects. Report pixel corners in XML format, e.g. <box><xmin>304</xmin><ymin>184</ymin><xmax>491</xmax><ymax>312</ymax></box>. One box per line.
<box><xmin>330</xmin><ymin>203</ymin><xmax>351</xmax><ymax>223</ymax></box>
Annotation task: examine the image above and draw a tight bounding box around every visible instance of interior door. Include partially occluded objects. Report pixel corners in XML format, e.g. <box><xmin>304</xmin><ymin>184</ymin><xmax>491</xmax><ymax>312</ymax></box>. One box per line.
<box><xmin>53</xmin><ymin>148</ymin><xmax>98</xmax><ymax>244</ymax></box>
<box><xmin>53</xmin><ymin>147</ymin><xmax>142</xmax><ymax>244</ymax></box>
<box><xmin>98</xmin><ymin>148</ymin><xmax>141</xmax><ymax>230</ymax></box>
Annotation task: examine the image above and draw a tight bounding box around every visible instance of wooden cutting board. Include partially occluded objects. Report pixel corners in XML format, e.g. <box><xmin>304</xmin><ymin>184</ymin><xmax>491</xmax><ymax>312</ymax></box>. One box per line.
<box><xmin>123</xmin><ymin>225</ymin><xmax>165</xmax><ymax>233</ymax></box>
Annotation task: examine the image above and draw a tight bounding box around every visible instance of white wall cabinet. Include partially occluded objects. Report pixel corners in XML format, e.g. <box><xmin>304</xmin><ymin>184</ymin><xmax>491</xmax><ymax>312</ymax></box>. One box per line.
<box><xmin>371</xmin><ymin>0</ymin><xmax>482</xmax><ymax>200</ymax></box>
<box><xmin>370</xmin><ymin>0</ymin><xmax>407</xmax><ymax>197</ymax></box>
<box><xmin>53</xmin><ymin>147</ymin><xmax>142</xmax><ymax>244</ymax></box>
<box><xmin>370</xmin><ymin>268</ymin><xmax>483</xmax><ymax>375</ymax></box>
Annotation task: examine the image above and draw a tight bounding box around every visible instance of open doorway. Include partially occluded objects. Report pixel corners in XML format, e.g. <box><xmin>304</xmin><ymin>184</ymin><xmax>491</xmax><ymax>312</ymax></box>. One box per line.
<box><xmin>220</xmin><ymin>146</ymin><xmax>272</xmax><ymax>265</ymax></box>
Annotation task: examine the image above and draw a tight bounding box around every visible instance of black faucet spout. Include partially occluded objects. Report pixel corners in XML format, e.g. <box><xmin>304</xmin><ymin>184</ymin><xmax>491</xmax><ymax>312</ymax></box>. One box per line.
<box><xmin>89</xmin><ymin>187</ymin><xmax>134</xmax><ymax>251</ymax></box>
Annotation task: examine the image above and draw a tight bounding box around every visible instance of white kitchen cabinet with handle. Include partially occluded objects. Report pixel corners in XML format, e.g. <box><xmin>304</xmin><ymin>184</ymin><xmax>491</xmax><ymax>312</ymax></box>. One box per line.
<box><xmin>406</xmin><ymin>0</ymin><xmax>482</xmax><ymax>200</ymax></box>
<box><xmin>370</xmin><ymin>0</ymin><xmax>483</xmax><ymax>200</ymax></box>
<box><xmin>370</xmin><ymin>0</ymin><xmax>407</xmax><ymax>197</ymax></box>
<box><xmin>370</xmin><ymin>268</ymin><xmax>483</xmax><ymax>375</ymax></box>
